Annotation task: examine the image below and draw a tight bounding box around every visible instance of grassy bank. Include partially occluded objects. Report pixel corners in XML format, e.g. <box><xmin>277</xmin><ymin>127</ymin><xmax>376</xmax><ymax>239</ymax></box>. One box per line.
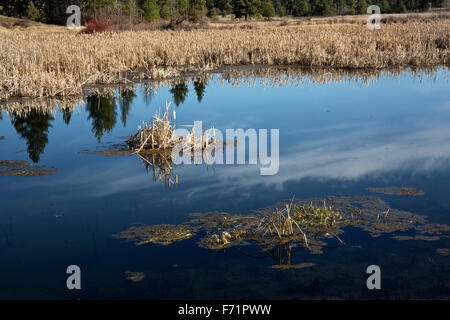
<box><xmin>1</xmin><ymin>17</ymin><xmax>449</xmax><ymax>101</ymax></box>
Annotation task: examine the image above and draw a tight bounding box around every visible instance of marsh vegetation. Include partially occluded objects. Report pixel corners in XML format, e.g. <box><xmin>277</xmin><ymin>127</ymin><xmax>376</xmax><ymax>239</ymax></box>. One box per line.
<box><xmin>0</xmin><ymin>160</ymin><xmax>58</xmax><ymax>176</ymax></box>
<box><xmin>114</xmin><ymin>195</ymin><xmax>450</xmax><ymax>267</ymax></box>
<box><xmin>1</xmin><ymin>18</ymin><xmax>449</xmax><ymax>101</ymax></box>
<box><xmin>367</xmin><ymin>186</ymin><xmax>425</xmax><ymax>196</ymax></box>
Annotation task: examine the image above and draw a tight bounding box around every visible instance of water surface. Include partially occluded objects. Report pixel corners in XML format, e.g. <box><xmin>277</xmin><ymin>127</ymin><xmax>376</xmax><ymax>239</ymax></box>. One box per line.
<box><xmin>0</xmin><ymin>67</ymin><xmax>449</xmax><ymax>299</ymax></box>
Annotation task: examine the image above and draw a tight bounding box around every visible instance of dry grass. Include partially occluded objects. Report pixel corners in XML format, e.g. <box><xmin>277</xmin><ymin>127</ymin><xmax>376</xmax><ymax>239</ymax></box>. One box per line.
<box><xmin>0</xmin><ymin>15</ymin><xmax>68</xmax><ymax>33</ymax></box>
<box><xmin>127</xmin><ymin>103</ymin><xmax>180</xmax><ymax>151</ymax></box>
<box><xmin>125</xmin><ymin>102</ymin><xmax>218</xmax><ymax>185</ymax></box>
<box><xmin>1</xmin><ymin>17</ymin><xmax>449</xmax><ymax>101</ymax></box>
<box><xmin>126</xmin><ymin>102</ymin><xmax>217</xmax><ymax>152</ymax></box>
<box><xmin>257</xmin><ymin>198</ymin><xmax>311</xmax><ymax>248</ymax></box>
<box><xmin>0</xmin><ymin>66</ymin><xmax>442</xmax><ymax>116</ymax></box>
<box><xmin>210</xmin><ymin>11</ymin><xmax>450</xmax><ymax>28</ymax></box>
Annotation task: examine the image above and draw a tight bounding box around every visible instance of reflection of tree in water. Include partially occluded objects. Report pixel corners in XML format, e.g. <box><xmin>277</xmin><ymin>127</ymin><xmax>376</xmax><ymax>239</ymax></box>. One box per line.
<box><xmin>119</xmin><ymin>88</ymin><xmax>136</xmax><ymax>127</ymax></box>
<box><xmin>62</xmin><ymin>108</ymin><xmax>72</xmax><ymax>125</ymax></box>
<box><xmin>170</xmin><ymin>81</ymin><xmax>188</xmax><ymax>107</ymax></box>
<box><xmin>193</xmin><ymin>78</ymin><xmax>207</xmax><ymax>102</ymax></box>
<box><xmin>11</xmin><ymin>109</ymin><xmax>54</xmax><ymax>163</ymax></box>
<box><xmin>86</xmin><ymin>94</ymin><xmax>117</xmax><ymax>142</ymax></box>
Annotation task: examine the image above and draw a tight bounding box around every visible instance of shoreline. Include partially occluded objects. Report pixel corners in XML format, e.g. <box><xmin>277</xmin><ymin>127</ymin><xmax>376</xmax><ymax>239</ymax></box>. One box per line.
<box><xmin>1</xmin><ymin>19</ymin><xmax>449</xmax><ymax>102</ymax></box>
<box><xmin>1</xmin><ymin>64</ymin><xmax>448</xmax><ymax>114</ymax></box>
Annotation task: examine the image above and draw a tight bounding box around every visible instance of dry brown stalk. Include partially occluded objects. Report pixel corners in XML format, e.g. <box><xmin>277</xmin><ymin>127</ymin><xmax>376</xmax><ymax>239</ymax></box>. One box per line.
<box><xmin>1</xmin><ymin>19</ymin><xmax>449</xmax><ymax>101</ymax></box>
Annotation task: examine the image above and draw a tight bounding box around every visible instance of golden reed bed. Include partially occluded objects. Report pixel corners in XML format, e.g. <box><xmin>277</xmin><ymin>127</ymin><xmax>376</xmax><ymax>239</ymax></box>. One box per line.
<box><xmin>1</xmin><ymin>19</ymin><xmax>449</xmax><ymax>101</ymax></box>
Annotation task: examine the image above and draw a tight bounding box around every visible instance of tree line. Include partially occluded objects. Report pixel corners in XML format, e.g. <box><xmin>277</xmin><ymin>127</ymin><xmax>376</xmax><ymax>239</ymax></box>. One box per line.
<box><xmin>0</xmin><ymin>0</ymin><xmax>446</xmax><ymax>25</ymax></box>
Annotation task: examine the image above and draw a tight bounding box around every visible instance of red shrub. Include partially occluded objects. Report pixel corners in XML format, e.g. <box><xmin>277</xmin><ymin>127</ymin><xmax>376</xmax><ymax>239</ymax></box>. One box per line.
<box><xmin>1</xmin><ymin>22</ymin><xmax>13</xmax><ymax>29</ymax></box>
<box><xmin>81</xmin><ymin>14</ymin><xmax>157</xmax><ymax>33</ymax></box>
<box><xmin>83</xmin><ymin>18</ymin><xmax>107</xmax><ymax>34</ymax></box>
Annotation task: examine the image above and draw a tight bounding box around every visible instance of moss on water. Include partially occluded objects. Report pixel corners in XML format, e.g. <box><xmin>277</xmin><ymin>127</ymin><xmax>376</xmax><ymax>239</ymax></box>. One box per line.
<box><xmin>114</xmin><ymin>195</ymin><xmax>450</xmax><ymax>268</ymax></box>
<box><xmin>113</xmin><ymin>224</ymin><xmax>196</xmax><ymax>246</ymax></box>
<box><xmin>436</xmin><ymin>248</ymin><xmax>450</xmax><ymax>256</ymax></box>
<box><xmin>272</xmin><ymin>263</ymin><xmax>316</xmax><ymax>270</ymax></box>
<box><xmin>366</xmin><ymin>186</ymin><xmax>424</xmax><ymax>196</ymax></box>
<box><xmin>124</xmin><ymin>271</ymin><xmax>145</xmax><ymax>282</ymax></box>
<box><xmin>0</xmin><ymin>160</ymin><xmax>58</xmax><ymax>176</ymax></box>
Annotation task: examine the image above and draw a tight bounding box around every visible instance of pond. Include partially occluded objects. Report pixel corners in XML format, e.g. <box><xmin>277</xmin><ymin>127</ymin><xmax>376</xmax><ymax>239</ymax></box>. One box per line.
<box><xmin>0</xmin><ymin>67</ymin><xmax>449</xmax><ymax>299</ymax></box>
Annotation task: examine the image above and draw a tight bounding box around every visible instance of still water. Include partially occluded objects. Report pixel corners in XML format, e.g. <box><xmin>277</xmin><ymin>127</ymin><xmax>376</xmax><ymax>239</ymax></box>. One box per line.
<box><xmin>0</xmin><ymin>67</ymin><xmax>449</xmax><ymax>299</ymax></box>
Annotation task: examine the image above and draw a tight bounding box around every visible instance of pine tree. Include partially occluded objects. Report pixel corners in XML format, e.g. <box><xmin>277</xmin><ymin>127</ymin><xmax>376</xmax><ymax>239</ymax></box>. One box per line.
<box><xmin>347</xmin><ymin>0</ymin><xmax>357</xmax><ymax>14</ymax></box>
<box><xmin>261</xmin><ymin>0</ymin><xmax>276</xmax><ymax>18</ymax></box>
<box><xmin>297</xmin><ymin>0</ymin><xmax>311</xmax><ymax>15</ymax></box>
<box><xmin>158</xmin><ymin>0</ymin><xmax>171</xmax><ymax>18</ymax></box>
<box><xmin>223</xmin><ymin>0</ymin><xmax>233</xmax><ymax>14</ymax></box>
<box><xmin>26</xmin><ymin>1</ymin><xmax>46</xmax><ymax>22</ymax></box>
<box><xmin>3</xmin><ymin>0</ymin><xmax>445</xmax><ymax>24</ymax></box>
<box><xmin>318</xmin><ymin>0</ymin><xmax>335</xmax><ymax>15</ymax></box>
<box><xmin>338</xmin><ymin>0</ymin><xmax>347</xmax><ymax>14</ymax></box>
<box><xmin>356</xmin><ymin>0</ymin><xmax>367</xmax><ymax>13</ymax></box>
<box><xmin>380</xmin><ymin>0</ymin><xmax>391</xmax><ymax>12</ymax></box>
<box><xmin>143</xmin><ymin>0</ymin><xmax>160</xmax><ymax>21</ymax></box>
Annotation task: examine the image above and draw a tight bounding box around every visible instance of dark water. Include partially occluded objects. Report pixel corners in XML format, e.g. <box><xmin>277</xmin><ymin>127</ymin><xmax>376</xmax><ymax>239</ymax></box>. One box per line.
<box><xmin>0</xmin><ymin>67</ymin><xmax>449</xmax><ymax>299</ymax></box>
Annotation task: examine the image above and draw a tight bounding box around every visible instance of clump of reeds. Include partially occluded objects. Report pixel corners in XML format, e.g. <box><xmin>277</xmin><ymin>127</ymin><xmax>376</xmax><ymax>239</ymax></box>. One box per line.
<box><xmin>256</xmin><ymin>197</ymin><xmax>346</xmax><ymax>250</ymax></box>
<box><xmin>257</xmin><ymin>198</ymin><xmax>310</xmax><ymax>248</ymax></box>
<box><xmin>126</xmin><ymin>102</ymin><xmax>218</xmax><ymax>153</ymax></box>
<box><xmin>127</xmin><ymin>103</ymin><xmax>179</xmax><ymax>151</ymax></box>
<box><xmin>126</xmin><ymin>102</ymin><xmax>220</xmax><ymax>186</ymax></box>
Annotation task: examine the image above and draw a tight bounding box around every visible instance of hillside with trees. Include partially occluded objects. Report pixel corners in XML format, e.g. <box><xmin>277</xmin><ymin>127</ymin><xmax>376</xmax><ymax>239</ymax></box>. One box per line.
<box><xmin>0</xmin><ymin>0</ymin><xmax>447</xmax><ymax>25</ymax></box>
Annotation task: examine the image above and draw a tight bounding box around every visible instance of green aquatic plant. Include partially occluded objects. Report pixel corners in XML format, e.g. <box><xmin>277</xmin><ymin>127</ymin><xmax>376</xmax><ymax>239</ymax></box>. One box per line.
<box><xmin>292</xmin><ymin>200</ymin><xmax>343</xmax><ymax>228</ymax></box>
<box><xmin>114</xmin><ymin>195</ymin><xmax>450</xmax><ymax>269</ymax></box>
